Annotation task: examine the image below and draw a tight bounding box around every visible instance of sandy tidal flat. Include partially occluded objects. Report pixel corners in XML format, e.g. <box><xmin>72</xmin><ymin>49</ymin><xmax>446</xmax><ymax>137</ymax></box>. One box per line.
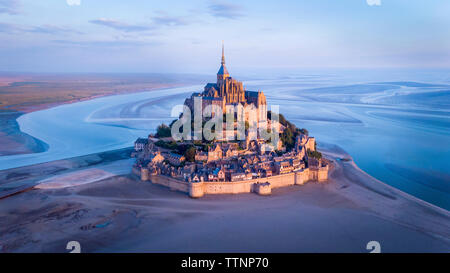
<box><xmin>0</xmin><ymin>145</ymin><xmax>448</xmax><ymax>253</ymax></box>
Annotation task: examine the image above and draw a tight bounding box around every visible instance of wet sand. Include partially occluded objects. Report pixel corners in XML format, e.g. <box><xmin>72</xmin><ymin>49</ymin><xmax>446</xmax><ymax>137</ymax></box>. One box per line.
<box><xmin>0</xmin><ymin>145</ymin><xmax>448</xmax><ymax>253</ymax></box>
<box><xmin>0</xmin><ymin>148</ymin><xmax>134</xmax><ymax>199</ymax></box>
<box><xmin>0</xmin><ymin>110</ymin><xmax>48</xmax><ymax>156</ymax></box>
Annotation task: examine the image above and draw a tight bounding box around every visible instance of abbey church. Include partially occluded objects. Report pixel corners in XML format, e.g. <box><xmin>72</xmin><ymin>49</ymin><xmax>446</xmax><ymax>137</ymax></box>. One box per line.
<box><xmin>184</xmin><ymin>44</ymin><xmax>267</xmax><ymax>123</ymax></box>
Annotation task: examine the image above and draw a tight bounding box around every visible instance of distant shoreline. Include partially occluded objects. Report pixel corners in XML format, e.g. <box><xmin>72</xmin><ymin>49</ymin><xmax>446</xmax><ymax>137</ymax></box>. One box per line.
<box><xmin>6</xmin><ymin>83</ymin><xmax>187</xmax><ymax>114</ymax></box>
<box><xmin>0</xmin><ymin>73</ymin><xmax>199</xmax><ymax>157</ymax></box>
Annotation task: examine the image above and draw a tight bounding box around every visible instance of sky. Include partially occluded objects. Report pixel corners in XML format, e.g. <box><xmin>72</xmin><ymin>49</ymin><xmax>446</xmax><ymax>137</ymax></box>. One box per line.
<box><xmin>0</xmin><ymin>0</ymin><xmax>449</xmax><ymax>73</ymax></box>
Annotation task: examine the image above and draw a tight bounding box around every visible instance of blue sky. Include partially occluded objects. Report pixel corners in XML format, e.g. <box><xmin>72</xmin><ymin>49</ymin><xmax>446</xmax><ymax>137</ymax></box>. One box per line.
<box><xmin>0</xmin><ymin>0</ymin><xmax>449</xmax><ymax>73</ymax></box>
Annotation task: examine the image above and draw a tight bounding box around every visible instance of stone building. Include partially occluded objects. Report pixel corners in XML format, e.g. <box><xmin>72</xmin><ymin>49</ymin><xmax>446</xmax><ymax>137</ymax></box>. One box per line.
<box><xmin>165</xmin><ymin>153</ymin><xmax>185</xmax><ymax>166</ymax></box>
<box><xmin>275</xmin><ymin>160</ymin><xmax>294</xmax><ymax>174</ymax></box>
<box><xmin>207</xmin><ymin>144</ymin><xmax>223</xmax><ymax>162</ymax></box>
<box><xmin>184</xmin><ymin>44</ymin><xmax>267</xmax><ymax>124</ymax></box>
<box><xmin>148</xmin><ymin>151</ymin><xmax>164</xmax><ymax>165</ymax></box>
<box><xmin>296</xmin><ymin>134</ymin><xmax>316</xmax><ymax>152</ymax></box>
<box><xmin>134</xmin><ymin>138</ymin><xmax>148</xmax><ymax>151</ymax></box>
<box><xmin>195</xmin><ymin>151</ymin><xmax>208</xmax><ymax>162</ymax></box>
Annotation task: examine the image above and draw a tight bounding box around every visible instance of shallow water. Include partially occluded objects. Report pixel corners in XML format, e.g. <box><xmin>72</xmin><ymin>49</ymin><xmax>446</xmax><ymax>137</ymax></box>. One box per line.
<box><xmin>0</xmin><ymin>69</ymin><xmax>449</xmax><ymax>210</ymax></box>
<box><xmin>245</xmin><ymin>69</ymin><xmax>450</xmax><ymax>210</ymax></box>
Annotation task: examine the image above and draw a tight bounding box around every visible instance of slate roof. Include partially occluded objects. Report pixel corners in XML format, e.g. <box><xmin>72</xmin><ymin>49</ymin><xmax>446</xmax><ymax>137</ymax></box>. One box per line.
<box><xmin>245</xmin><ymin>91</ymin><xmax>259</xmax><ymax>97</ymax></box>
<box><xmin>217</xmin><ymin>64</ymin><xmax>229</xmax><ymax>75</ymax></box>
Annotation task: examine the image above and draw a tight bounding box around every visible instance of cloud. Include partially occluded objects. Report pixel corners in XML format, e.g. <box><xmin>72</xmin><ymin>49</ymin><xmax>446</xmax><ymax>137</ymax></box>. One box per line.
<box><xmin>0</xmin><ymin>22</ymin><xmax>82</xmax><ymax>35</ymax></box>
<box><xmin>208</xmin><ymin>1</ymin><xmax>245</xmax><ymax>19</ymax></box>
<box><xmin>0</xmin><ymin>0</ymin><xmax>20</xmax><ymax>14</ymax></box>
<box><xmin>52</xmin><ymin>39</ymin><xmax>160</xmax><ymax>48</ymax></box>
<box><xmin>90</xmin><ymin>15</ymin><xmax>192</xmax><ymax>33</ymax></box>
<box><xmin>152</xmin><ymin>15</ymin><xmax>190</xmax><ymax>26</ymax></box>
<box><xmin>0</xmin><ymin>22</ymin><xmax>21</xmax><ymax>33</ymax></box>
<box><xmin>89</xmin><ymin>18</ymin><xmax>154</xmax><ymax>32</ymax></box>
<box><xmin>66</xmin><ymin>0</ymin><xmax>81</xmax><ymax>6</ymax></box>
<box><xmin>366</xmin><ymin>0</ymin><xmax>381</xmax><ymax>6</ymax></box>
<box><xmin>29</xmin><ymin>25</ymin><xmax>84</xmax><ymax>35</ymax></box>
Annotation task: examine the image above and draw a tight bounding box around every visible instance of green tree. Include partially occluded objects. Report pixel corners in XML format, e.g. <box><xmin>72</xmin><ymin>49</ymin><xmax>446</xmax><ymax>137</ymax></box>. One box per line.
<box><xmin>307</xmin><ymin>149</ymin><xmax>322</xmax><ymax>160</ymax></box>
<box><xmin>184</xmin><ymin>147</ymin><xmax>196</xmax><ymax>162</ymax></box>
<box><xmin>156</xmin><ymin>123</ymin><xmax>171</xmax><ymax>138</ymax></box>
<box><xmin>299</xmin><ymin>128</ymin><xmax>309</xmax><ymax>136</ymax></box>
<box><xmin>281</xmin><ymin>126</ymin><xmax>295</xmax><ymax>150</ymax></box>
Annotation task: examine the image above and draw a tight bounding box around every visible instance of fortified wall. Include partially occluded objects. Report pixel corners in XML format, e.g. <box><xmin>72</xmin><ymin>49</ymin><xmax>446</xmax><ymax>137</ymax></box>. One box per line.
<box><xmin>133</xmin><ymin>165</ymin><xmax>329</xmax><ymax>198</ymax></box>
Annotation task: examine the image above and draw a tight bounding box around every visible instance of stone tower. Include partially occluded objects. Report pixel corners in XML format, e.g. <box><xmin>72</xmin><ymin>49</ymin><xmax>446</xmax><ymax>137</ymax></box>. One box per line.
<box><xmin>256</xmin><ymin>91</ymin><xmax>266</xmax><ymax>122</ymax></box>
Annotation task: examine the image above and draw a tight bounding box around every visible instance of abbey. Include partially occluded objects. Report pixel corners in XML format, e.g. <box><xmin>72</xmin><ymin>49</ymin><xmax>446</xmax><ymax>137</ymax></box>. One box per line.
<box><xmin>184</xmin><ymin>44</ymin><xmax>267</xmax><ymax>122</ymax></box>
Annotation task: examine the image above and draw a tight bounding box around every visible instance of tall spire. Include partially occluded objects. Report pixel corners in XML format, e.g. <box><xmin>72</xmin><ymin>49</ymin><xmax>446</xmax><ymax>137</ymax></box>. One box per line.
<box><xmin>221</xmin><ymin>41</ymin><xmax>225</xmax><ymax>65</ymax></box>
<box><xmin>217</xmin><ymin>41</ymin><xmax>229</xmax><ymax>77</ymax></box>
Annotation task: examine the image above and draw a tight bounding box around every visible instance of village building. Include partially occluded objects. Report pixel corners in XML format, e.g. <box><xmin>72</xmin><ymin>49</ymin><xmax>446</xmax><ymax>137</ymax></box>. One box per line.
<box><xmin>195</xmin><ymin>151</ymin><xmax>208</xmax><ymax>162</ymax></box>
<box><xmin>230</xmin><ymin>172</ymin><xmax>246</xmax><ymax>182</ymax></box>
<box><xmin>134</xmin><ymin>138</ymin><xmax>148</xmax><ymax>151</ymax></box>
<box><xmin>275</xmin><ymin>160</ymin><xmax>294</xmax><ymax>175</ymax></box>
<box><xmin>165</xmin><ymin>153</ymin><xmax>186</xmax><ymax>166</ymax></box>
<box><xmin>148</xmin><ymin>151</ymin><xmax>164</xmax><ymax>165</ymax></box>
<box><xmin>207</xmin><ymin>144</ymin><xmax>223</xmax><ymax>162</ymax></box>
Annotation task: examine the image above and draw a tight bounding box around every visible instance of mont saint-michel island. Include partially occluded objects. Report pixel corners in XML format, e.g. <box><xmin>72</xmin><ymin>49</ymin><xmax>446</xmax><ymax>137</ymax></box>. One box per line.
<box><xmin>132</xmin><ymin>46</ymin><xmax>329</xmax><ymax>197</ymax></box>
